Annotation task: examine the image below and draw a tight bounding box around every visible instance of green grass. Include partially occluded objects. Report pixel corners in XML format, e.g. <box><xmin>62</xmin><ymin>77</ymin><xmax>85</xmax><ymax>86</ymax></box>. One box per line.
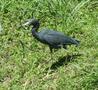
<box><xmin>0</xmin><ymin>0</ymin><xmax>98</xmax><ymax>90</ymax></box>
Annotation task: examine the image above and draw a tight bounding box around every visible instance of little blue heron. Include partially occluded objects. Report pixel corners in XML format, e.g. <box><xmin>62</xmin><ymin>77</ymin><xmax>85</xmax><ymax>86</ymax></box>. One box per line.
<box><xmin>23</xmin><ymin>18</ymin><xmax>80</xmax><ymax>53</ymax></box>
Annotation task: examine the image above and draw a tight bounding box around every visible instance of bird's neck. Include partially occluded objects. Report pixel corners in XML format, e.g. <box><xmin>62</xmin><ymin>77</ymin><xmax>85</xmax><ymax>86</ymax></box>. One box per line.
<box><xmin>31</xmin><ymin>26</ymin><xmax>39</xmax><ymax>39</ymax></box>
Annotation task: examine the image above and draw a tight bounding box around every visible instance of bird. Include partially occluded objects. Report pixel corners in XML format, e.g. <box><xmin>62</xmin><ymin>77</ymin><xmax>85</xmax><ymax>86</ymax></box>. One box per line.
<box><xmin>23</xmin><ymin>18</ymin><xmax>80</xmax><ymax>53</ymax></box>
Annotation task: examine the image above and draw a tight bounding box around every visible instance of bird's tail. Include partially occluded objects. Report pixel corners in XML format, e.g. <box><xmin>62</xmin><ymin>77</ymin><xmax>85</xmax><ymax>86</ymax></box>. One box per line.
<box><xmin>70</xmin><ymin>37</ymin><xmax>80</xmax><ymax>46</ymax></box>
<box><xmin>74</xmin><ymin>39</ymin><xmax>80</xmax><ymax>46</ymax></box>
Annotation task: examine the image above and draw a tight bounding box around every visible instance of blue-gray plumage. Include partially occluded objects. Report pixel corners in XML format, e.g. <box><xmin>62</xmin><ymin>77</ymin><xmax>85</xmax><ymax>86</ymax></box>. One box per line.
<box><xmin>23</xmin><ymin>19</ymin><xmax>80</xmax><ymax>53</ymax></box>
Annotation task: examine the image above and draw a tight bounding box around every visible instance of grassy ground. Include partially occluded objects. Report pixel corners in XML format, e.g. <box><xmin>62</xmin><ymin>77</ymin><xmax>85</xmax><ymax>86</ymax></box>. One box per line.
<box><xmin>0</xmin><ymin>0</ymin><xmax>98</xmax><ymax>90</ymax></box>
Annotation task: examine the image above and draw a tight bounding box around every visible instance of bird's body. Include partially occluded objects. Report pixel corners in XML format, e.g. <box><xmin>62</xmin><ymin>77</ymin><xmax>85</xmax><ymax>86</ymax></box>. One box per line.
<box><xmin>23</xmin><ymin>19</ymin><xmax>80</xmax><ymax>53</ymax></box>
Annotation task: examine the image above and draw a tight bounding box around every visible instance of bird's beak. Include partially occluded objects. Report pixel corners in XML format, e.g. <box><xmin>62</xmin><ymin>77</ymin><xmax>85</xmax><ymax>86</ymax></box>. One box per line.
<box><xmin>22</xmin><ymin>19</ymin><xmax>34</xmax><ymax>26</ymax></box>
<box><xmin>22</xmin><ymin>21</ymin><xmax>31</xmax><ymax>26</ymax></box>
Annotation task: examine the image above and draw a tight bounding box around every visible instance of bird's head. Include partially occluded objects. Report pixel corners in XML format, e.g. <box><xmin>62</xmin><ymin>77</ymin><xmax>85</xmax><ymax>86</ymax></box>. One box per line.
<box><xmin>22</xmin><ymin>18</ymin><xmax>40</xmax><ymax>28</ymax></box>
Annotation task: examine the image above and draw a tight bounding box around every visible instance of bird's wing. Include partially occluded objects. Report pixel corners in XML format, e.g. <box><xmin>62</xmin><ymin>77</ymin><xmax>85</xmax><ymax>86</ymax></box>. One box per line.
<box><xmin>39</xmin><ymin>30</ymin><xmax>79</xmax><ymax>46</ymax></box>
<box><xmin>43</xmin><ymin>30</ymin><xmax>70</xmax><ymax>45</ymax></box>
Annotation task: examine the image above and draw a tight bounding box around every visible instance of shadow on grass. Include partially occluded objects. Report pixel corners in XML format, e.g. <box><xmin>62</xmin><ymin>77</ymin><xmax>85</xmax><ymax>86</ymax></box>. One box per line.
<box><xmin>45</xmin><ymin>53</ymin><xmax>82</xmax><ymax>72</ymax></box>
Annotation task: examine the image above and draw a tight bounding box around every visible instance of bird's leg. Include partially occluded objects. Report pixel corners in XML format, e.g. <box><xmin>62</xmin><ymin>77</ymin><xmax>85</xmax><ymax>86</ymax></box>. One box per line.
<box><xmin>47</xmin><ymin>46</ymin><xmax>54</xmax><ymax>72</ymax></box>
<box><xmin>49</xmin><ymin>46</ymin><xmax>53</xmax><ymax>60</ymax></box>
<box><xmin>49</xmin><ymin>46</ymin><xmax>53</xmax><ymax>53</ymax></box>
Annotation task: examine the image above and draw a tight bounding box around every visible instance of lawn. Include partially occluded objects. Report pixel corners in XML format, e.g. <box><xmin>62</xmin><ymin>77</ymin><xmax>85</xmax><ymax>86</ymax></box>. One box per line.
<box><xmin>0</xmin><ymin>0</ymin><xmax>98</xmax><ymax>90</ymax></box>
